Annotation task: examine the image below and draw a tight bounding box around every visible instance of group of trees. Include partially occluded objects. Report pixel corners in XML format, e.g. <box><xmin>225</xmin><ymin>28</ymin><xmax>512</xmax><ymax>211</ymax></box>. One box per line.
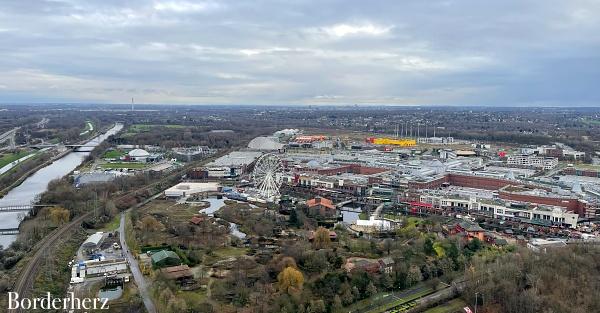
<box><xmin>465</xmin><ymin>244</ymin><xmax>600</xmax><ymax>313</ymax></box>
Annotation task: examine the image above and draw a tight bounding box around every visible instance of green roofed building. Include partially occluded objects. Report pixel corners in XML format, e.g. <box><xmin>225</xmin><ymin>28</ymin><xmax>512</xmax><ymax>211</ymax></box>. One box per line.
<box><xmin>150</xmin><ymin>250</ymin><xmax>181</xmax><ymax>268</ymax></box>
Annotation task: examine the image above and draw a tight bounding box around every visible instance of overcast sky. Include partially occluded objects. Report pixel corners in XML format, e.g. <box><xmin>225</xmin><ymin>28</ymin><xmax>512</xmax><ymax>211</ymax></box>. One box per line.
<box><xmin>0</xmin><ymin>0</ymin><xmax>599</xmax><ymax>106</ymax></box>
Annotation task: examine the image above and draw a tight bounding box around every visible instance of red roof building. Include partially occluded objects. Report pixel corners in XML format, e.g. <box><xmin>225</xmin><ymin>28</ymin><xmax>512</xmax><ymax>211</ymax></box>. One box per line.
<box><xmin>307</xmin><ymin>197</ymin><xmax>337</xmax><ymax>217</ymax></box>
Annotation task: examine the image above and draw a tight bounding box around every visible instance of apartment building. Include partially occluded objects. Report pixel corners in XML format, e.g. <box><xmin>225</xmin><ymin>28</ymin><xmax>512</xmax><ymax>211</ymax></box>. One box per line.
<box><xmin>418</xmin><ymin>192</ymin><xmax>579</xmax><ymax>228</ymax></box>
<box><xmin>506</xmin><ymin>154</ymin><xmax>558</xmax><ymax>170</ymax></box>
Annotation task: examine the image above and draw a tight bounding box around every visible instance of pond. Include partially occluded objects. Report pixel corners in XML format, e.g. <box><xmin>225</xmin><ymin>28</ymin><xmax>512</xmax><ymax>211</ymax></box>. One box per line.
<box><xmin>342</xmin><ymin>209</ymin><xmax>361</xmax><ymax>224</ymax></box>
<box><xmin>198</xmin><ymin>197</ymin><xmax>247</xmax><ymax>239</ymax></box>
<box><xmin>199</xmin><ymin>198</ymin><xmax>226</xmax><ymax>216</ymax></box>
<box><xmin>229</xmin><ymin>222</ymin><xmax>247</xmax><ymax>239</ymax></box>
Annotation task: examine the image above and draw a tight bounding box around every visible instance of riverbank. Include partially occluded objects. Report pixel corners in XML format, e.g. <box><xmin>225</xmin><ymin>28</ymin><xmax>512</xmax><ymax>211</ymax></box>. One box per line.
<box><xmin>0</xmin><ymin>148</ymin><xmax>68</xmax><ymax>197</ymax></box>
<box><xmin>0</xmin><ymin>123</ymin><xmax>123</xmax><ymax>248</ymax></box>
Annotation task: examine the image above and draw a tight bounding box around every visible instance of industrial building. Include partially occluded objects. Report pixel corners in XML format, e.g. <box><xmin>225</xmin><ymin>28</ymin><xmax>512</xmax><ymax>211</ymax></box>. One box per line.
<box><xmin>205</xmin><ymin>151</ymin><xmax>263</xmax><ymax>178</ymax></box>
<box><xmin>172</xmin><ymin>146</ymin><xmax>213</xmax><ymax>162</ymax></box>
<box><xmin>164</xmin><ymin>182</ymin><xmax>221</xmax><ymax>198</ymax></box>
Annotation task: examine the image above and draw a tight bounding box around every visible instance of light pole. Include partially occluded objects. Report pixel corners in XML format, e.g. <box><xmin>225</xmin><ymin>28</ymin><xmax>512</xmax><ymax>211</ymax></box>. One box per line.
<box><xmin>474</xmin><ymin>292</ymin><xmax>484</xmax><ymax>313</ymax></box>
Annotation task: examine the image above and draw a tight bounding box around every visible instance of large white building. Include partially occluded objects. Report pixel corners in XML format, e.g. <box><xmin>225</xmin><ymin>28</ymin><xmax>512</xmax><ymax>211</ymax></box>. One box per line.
<box><xmin>164</xmin><ymin>182</ymin><xmax>221</xmax><ymax>198</ymax></box>
<box><xmin>205</xmin><ymin>151</ymin><xmax>263</xmax><ymax>177</ymax></box>
<box><xmin>419</xmin><ymin>192</ymin><xmax>579</xmax><ymax>228</ymax></box>
<box><xmin>506</xmin><ymin>154</ymin><xmax>558</xmax><ymax>170</ymax></box>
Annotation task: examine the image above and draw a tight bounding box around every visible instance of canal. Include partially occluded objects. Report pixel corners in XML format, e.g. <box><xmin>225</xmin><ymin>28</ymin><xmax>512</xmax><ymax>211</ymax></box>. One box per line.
<box><xmin>0</xmin><ymin>123</ymin><xmax>124</xmax><ymax>248</ymax></box>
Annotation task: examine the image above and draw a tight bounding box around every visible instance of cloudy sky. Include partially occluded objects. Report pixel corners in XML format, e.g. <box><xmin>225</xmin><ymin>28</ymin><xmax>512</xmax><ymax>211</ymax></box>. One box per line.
<box><xmin>0</xmin><ymin>0</ymin><xmax>599</xmax><ymax>106</ymax></box>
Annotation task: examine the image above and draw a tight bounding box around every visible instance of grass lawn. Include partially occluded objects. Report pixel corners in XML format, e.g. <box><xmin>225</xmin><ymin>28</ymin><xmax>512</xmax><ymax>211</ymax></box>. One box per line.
<box><xmin>99</xmin><ymin>162</ymin><xmax>147</xmax><ymax>169</ymax></box>
<box><xmin>102</xmin><ymin>214</ymin><xmax>121</xmax><ymax>231</ymax></box>
<box><xmin>423</xmin><ymin>298</ymin><xmax>468</xmax><ymax>313</ymax></box>
<box><xmin>204</xmin><ymin>246</ymin><xmax>249</xmax><ymax>265</ymax></box>
<box><xmin>573</xmin><ymin>163</ymin><xmax>600</xmax><ymax>170</ymax></box>
<box><xmin>134</xmin><ymin>200</ymin><xmax>203</xmax><ymax>245</ymax></box>
<box><xmin>214</xmin><ymin>246</ymin><xmax>248</xmax><ymax>258</ymax></box>
<box><xmin>178</xmin><ymin>289</ymin><xmax>208</xmax><ymax>306</ymax></box>
<box><xmin>384</xmin><ymin>213</ymin><xmax>402</xmax><ymax>221</ymax></box>
<box><xmin>348</xmin><ymin>284</ymin><xmax>436</xmax><ymax>313</ymax></box>
<box><xmin>0</xmin><ymin>150</ymin><xmax>35</xmax><ymax>168</ymax></box>
<box><xmin>365</xmin><ymin>287</ymin><xmax>435</xmax><ymax>313</ymax></box>
<box><xmin>128</xmin><ymin>124</ymin><xmax>187</xmax><ymax>133</ymax></box>
<box><xmin>103</xmin><ymin>149</ymin><xmax>127</xmax><ymax>159</ymax></box>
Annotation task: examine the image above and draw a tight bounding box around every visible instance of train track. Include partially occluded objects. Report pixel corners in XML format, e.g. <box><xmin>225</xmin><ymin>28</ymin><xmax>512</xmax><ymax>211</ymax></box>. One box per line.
<box><xmin>7</xmin><ymin>147</ymin><xmax>233</xmax><ymax>312</ymax></box>
<box><xmin>9</xmin><ymin>211</ymin><xmax>93</xmax><ymax>313</ymax></box>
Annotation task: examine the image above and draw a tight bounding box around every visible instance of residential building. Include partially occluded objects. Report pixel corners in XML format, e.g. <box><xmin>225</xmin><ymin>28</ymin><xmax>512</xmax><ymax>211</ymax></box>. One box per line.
<box><xmin>506</xmin><ymin>154</ymin><xmax>558</xmax><ymax>170</ymax></box>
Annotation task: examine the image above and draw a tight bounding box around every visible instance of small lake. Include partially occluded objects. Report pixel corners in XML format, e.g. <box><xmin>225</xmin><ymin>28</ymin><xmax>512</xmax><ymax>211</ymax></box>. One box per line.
<box><xmin>199</xmin><ymin>197</ymin><xmax>247</xmax><ymax>239</ymax></box>
<box><xmin>199</xmin><ymin>198</ymin><xmax>226</xmax><ymax>216</ymax></box>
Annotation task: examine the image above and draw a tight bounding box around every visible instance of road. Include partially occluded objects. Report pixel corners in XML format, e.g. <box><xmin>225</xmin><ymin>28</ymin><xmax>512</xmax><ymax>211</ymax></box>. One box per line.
<box><xmin>119</xmin><ymin>212</ymin><xmax>156</xmax><ymax>313</ymax></box>
<box><xmin>9</xmin><ymin>211</ymin><xmax>93</xmax><ymax>313</ymax></box>
<box><xmin>118</xmin><ymin>191</ymin><xmax>164</xmax><ymax>313</ymax></box>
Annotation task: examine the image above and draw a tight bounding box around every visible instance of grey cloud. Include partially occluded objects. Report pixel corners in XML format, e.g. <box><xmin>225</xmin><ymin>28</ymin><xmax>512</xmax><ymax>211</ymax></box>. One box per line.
<box><xmin>0</xmin><ymin>0</ymin><xmax>599</xmax><ymax>105</ymax></box>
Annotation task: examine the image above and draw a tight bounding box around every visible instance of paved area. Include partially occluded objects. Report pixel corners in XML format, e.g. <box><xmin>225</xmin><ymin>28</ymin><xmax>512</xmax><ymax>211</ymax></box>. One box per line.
<box><xmin>119</xmin><ymin>212</ymin><xmax>156</xmax><ymax>313</ymax></box>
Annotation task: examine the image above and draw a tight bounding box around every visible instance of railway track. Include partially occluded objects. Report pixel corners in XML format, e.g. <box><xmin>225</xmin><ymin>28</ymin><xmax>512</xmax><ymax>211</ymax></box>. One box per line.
<box><xmin>7</xmin><ymin>148</ymin><xmax>231</xmax><ymax>312</ymax></box>
<box><xmin>9</xmin><ymin>211</ymin><xmax>93</xmax><ymax>313</ymax></box>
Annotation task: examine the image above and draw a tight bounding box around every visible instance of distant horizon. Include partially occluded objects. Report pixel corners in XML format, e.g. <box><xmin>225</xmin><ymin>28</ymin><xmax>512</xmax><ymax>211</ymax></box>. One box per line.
<box><xmin>1</xmin><ymin>102</ymin><xmax>600</xmax><ymax>109</ymax></box>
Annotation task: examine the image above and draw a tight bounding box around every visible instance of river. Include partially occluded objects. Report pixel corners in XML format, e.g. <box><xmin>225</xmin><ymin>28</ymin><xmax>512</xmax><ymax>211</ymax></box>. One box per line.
<box><xmin>0</xmin><ymin>123</ymin><xmax>124</xmax><ymax>248</ymax></box>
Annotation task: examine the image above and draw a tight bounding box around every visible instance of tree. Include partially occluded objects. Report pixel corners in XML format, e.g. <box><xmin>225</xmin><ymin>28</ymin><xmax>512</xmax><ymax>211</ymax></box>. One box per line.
<box><xmin>424</xmin><ymin>237</ymin><xmax>435</xmax><ymax>255</ymax></box>
<box><xmin>277</xmin><ymin>256</ymin><xmax>297</xmax><ymax>271</ymax></box>
<box><xmin>446</xmin><ymin>240</ymin><xmax>460</xmax><ymax>262</ymax></box>
<box><xmin>289</xmin><ymin>209</ymin><xmax>302</xmax><ymax>228</ymax></box>
<box><xmin>366</xmin><ymin>282</ymin><xmax>377</xmax><ymax>298</ymax></box>
<box><xmin>49</xmin><ymin>206</ymin><xmax>70</xmax><ymax>225</ymax></box>
<box><xmin>351</xmin><ymin>286</ymin><xmax>360</xmax><ymax>301</ymax></box>
<box><xmin>102</xmin><ymin>200</ymin><xmax>118</xmax><ymax>218</ymax></box>
<box><xmin>313</xmin><ymin>227</ymin><xmax>331</xmax><ymax>249</ymax></box>
<box><xmin>407</xmin><ymin>265</ymin><xmax>423</xmax><ymax>286</ymax></box>
<box><xmin>341</xmin><ymin>284</ymin><xmax>354</xmax><ymax>305</ymax></box>
<box><xmin>307</xmin><ymin>300</ymin><xmax>326</xmax><ymax>313</ymax></box>
<box><xmin>332</xmin><ymin>295</ymin><xmax>343</xmax><ymax>313</ymax></box>
<box><xmin>277</xmin><ymin>266</ymin><xmax>304</xmax><ymax>294</ymax></box>
<box><xmin>383</xmin><ymin>238</ymin><xmax>393</xmax><ymax>255</ymax></box>
<box><xmin>379</xmin><ymin>273</ymin><xmax>393</xmax><ymax>291</ymax></box>
<box><xmin>138</xmin><ymin>215</ymin><xmax>163</xmax><ymax>244</ymax></box>
<box><xmin>465</xmin><ymin>238</ymin><xmax>483</xmax><ymax>257</ymax></box>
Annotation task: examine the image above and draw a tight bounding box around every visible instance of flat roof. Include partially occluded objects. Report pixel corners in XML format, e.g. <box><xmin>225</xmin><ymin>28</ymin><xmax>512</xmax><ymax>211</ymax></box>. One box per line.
<box><xmin>207</xmin><ymin>151</ymin><xmax>263</xmax><ymax>167</ymax></box>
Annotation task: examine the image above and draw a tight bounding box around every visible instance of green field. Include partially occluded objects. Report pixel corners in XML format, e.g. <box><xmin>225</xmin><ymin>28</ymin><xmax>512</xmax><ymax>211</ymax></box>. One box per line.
<box><xmin>0</xmin><ymin>150</ymin><xmax>35</xmax><ymax>168</ymax></box>
<box><xmin>366</xmin><ymin>287</ymin><xmax>435</xmax><ymax>313</ymax></box>
<box><xmin>99</xmin><ymin>162</ymin><xmax>147</xmax><ymax>169</ymax></box>
<box><xmin>347</xmin><ymin>284</ymin><xmax>436</xmax><ymax>313</ymax></box>
<box><xmin>102</xmin><ymin>149</ymin><xmax>127</xmax><ymax>159</ymax></box>
<box><xmin>79</xmin><ymin>121</ymin><xmax>94</xmax><ymax>136</ymax></box>
<box><xmin>582</xmin><ymin>118</ymin><xmax>600</xmax><ymax>126</ymax></box>
<box><xmin>423</xmin><ymin>298</ymin><xmax>468</xmax><ymax>313</ymax></box>
<box><xmin>128</xmin><ymin>124</ymin><xmax>186</xmax><ymax>133</ymax></box>
<box><xmin>572</xmin><ymin>163</ymin><xmax>600</xmax><ymax>170</ymax></box>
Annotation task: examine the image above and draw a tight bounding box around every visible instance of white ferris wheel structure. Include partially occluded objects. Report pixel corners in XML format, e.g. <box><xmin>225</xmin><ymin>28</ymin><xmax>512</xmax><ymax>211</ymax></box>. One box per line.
<box><xmin>252</xmin><ymin>153</ymin><xmax>284</xmax><ymax>200</ymax></box>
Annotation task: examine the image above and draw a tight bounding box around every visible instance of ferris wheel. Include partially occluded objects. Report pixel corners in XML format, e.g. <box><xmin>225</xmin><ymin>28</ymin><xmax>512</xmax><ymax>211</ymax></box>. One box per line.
<box><xmin>252</xmin><ymin>153</ymin><xmax>284</xmax><ymax>199</ymax></box>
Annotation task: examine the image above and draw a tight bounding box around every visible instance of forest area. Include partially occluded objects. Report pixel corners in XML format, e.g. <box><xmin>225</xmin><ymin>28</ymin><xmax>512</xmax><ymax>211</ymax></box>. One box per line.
<box><xmin>464</xmin><ymin>244</ymin><xmax>600</xmax><ymax>313</ymax></box>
